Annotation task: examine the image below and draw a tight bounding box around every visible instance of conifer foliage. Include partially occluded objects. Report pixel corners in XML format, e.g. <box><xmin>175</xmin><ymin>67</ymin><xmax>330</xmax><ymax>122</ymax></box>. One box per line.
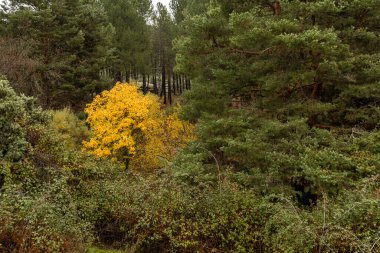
<box><xmin>173</xmin><ymin>0</ymin><xmax>380</xmax><ymax>241</ymax></box>
<box><xmin>176</xmin><ymin>0</ymin><xmax>380</xmax><ymax>129</ymax></box>
<box><xmin>3</xmin><ymin>0</ymin><xmax>114</xmax><ymax>108</ymax></box>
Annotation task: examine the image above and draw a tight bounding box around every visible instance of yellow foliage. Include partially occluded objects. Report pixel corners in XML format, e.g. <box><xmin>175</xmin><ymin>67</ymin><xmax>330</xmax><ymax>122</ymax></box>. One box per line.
<box><xmin>83</xmin><ymin>82</ymin><xmax>194</xmax><ymax>171</ymax></box>
<box><xmin>49</xmin><ymin>108</ymin><xmax>90</xmax><ymax>150</ymax></box>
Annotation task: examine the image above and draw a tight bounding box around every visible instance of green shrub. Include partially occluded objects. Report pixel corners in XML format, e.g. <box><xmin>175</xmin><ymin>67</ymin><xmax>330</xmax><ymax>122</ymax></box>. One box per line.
<box><xmin>1</xmin><ymin>79</ymin><xmax>379</xmax><ymax>253</ymax></box>
<box><xmin>0</xmin><ymin>164</ymin><xmax>94</xmax><ymax>252</ymax></box>
<box><xmin>81</xmin><ymin>171</ymin><xmax>379</xmax><ymax>253</ymax></box>
<box><xmin>0</xmin><ymin>81</ymin><xmax>116</xmax><ymax>252</ymax></box>
<box><xmin>0</xmin><ymin>79</ymin><xmax>47</xmax><ymax>162</ymax></box>
<box><xmin>49</xmin><ymin>108</ymin><xmax>90</xmax><ymax>150</ymax></box>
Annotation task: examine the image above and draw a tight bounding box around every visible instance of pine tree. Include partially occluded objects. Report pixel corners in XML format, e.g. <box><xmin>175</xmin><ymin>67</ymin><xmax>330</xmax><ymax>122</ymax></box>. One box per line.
<box><xmin>173</xmin><ymin>0</ymin><xmax>380</xmax><ymax>205</ymax></box>
<box><xmin>4</xmin><ymin>0</ymin><xmax>114</xmax><ymax>108</ymax></box>
<box><xmin>100</xmin><ymin>0</ymin><xmax>152</xmax><ymax>83</ymax></box>
<box><xmin>176</xmin><ymin>0</ymin><xmax>380</xmax><ymax>128</ymax></box>
<box><xmin>152</xmin><ymin>3</ymin><xmax>175</xmax><ymax>104</ymax></box>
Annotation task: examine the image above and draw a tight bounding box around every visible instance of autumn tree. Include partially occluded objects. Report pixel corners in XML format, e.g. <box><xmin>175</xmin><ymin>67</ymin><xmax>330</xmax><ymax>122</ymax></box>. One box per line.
<box><xmin>83</xmin><ymin>82</ymin><xmax>194</xmax><ymax>171</ymax></box>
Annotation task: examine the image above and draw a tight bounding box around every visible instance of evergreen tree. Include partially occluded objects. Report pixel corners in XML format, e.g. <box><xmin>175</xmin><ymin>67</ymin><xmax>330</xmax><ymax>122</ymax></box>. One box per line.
<box><xmin>176</xmin><ymin>0</ymin><xmax>380</xmax><ymax>128</ymax></box>
<box><xmin>100</xmin><ymin>0</ymin><xmax>152</xmax><ymax>83</ymax></box>
<box><xmin>174</xmin><ymin>0</ymin><xmax>380</xmax><ymax>204</ymax></box>
<box><xmin>153</xmin><ymin>2</ymin><xmax>175</xmax><ymax>104</ymax></box>
<box><xmin>3</xmin><ymin>0</ymin><xmax>114</xmax><ymax>108</ymax></box>
<box><xmin>170</xmin><ymin>0</ymin><xmax>187</xmax><ymax>24</ymax></box>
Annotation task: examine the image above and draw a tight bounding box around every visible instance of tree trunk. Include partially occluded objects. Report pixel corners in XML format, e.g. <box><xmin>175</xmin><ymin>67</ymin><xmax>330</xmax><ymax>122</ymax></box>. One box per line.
<box><xmin>142</xmin><ymin>74</ymin><xmax>147</xmax><ymax>94</ymax></box>
<box><xmin>179</xmin><ymin>74</ymin><xmax>183</xmax><ymax>94</ymax></box>
<box><xmin>162</xmin><ymin>64</ymin><xmax>167</xmax><ymax>104</ymax></box>
<box><xmin>124</xmin><ymin>158</ymin><xmax>130</xmax><ymax>172</ymax></box>
<box><xmin>147</xmin><ymin>74</ymin><xmax>150</xmax><ymax>92</ymax></box>
<box><xmin>270</xmin><ymin>1</ymin><xmax>281</xmax><ymax>16</ymax></box>
<box><xmin>311</xmin><ymin>82</ymin><xmax>322</xmax><ymax>99</ymax></box>
<box><xmin>185</xmin><ymin>77</ymin><xmax>189</xmax><ymax>90</ymax></box>
<box><xmin>173</xmin><ymin>73</ymin><xmax>176</xmax><ymax>95</ymax></box>
<box><xmin>126</xmin><ymin>68</ymin><xmax>130</xmax><ymax>83</ymax></box>
<box><xmin>308</xmin><ymin>81</ymin><xmax>323</xmax><ymax>127</ymax></box>
<box><xmin>133</xmin><ymin>70</ymin><xmax>138</xmax><ymax>80</ymax></box>
<box><xmin>168</xmin><ymin>70</ymin><xmax>172</xmax><ymax>104</ymax></box>
<box><xmin>153</xmin><ymin>60</ymin><xmax>158</xmax><ymax>94</ymax></box>
<box><xmin>177</xmin><ymin>74</ymin><xmax>180</xmax><ymax>94</ymax></box>
<box><xmin>115</xmin><ymin>71</ymin><xmax>122</xmax><ymax>83</ymax></box>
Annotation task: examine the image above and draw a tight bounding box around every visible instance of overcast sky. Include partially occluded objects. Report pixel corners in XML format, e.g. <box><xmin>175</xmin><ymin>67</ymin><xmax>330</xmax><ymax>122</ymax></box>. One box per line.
<box><xmin>152</xmin><ymin>0</ymin><xmax>171</xmax><ymax>9</ymax></box>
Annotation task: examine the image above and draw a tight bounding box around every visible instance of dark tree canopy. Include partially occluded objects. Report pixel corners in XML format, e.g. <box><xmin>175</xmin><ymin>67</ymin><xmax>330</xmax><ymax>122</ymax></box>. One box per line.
<box><xmin>2</xmin><ymin>0</ymin><xmax>114</xmax><ymax>108</ymax></box>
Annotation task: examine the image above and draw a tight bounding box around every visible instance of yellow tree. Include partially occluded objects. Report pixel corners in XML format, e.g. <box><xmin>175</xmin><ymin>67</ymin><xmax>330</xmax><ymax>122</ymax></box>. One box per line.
<box><xmin>83</xmin><ymin>82</ymin><xmax>194</xmax><ymax>171</ymax></box>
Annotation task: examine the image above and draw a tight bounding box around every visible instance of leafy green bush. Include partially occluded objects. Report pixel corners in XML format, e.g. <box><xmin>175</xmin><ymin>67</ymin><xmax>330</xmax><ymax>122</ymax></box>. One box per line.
<box><xmin>82</xmin><ymin>173</ymin><xmax>270</xmax><ymax>252</ymax></box>
<box><xmin>0</xmin><ymin>79</ymin><xmax>47</xmax><ymax>162</ymax></box>
<box><xmin>0</xmin><ymin>166</ymin><xmax>93</xmax><ymax>252</ymax></box>
<box><xmin>77</xmin><ymin>170</ymin><xmax>379</xmax><ymax>253</ymax></box>
<box><xmin>49</xmin><ymin>108</ymin><xmax>90</xmax><ymax>150</ymax></box>
<box><xmin>0</xmin><ymin>80</ymin><xmax>115</xmax><ymax>252</ymax></box>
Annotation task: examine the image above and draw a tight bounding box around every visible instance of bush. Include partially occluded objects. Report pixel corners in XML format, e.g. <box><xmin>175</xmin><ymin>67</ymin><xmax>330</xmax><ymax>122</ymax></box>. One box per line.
<box><xmin>0</xmin><ymin>166</ymin><xmax>93</xmax><ymax>253</ymax></box>
<box><xmin>0</xmin><ymin>81</ymin><xmax>116</xmax><ymax>252</ymax></box>
<box><xmin>49</xmin><ymin>108</ymin><xmax>90</xmax><ymax>150</ymax></box>
<box><xmin>81</xmin><ymin>173</ymin><xmax>269</xmax><ymax>252</ymax></box>
<box><xmin>0</xmin><ymin>79</ymin><xmax>47</xmax><ymax>162</ymax></box>
<box><xmin>1</xmin><ymin>80</ymin><xmax>379</xmax><ymax>253</ymax></box>
<box><xmin>79</xmin><ymin>170</ymin><xmax>379</xmax><ymax>253</ymax></box>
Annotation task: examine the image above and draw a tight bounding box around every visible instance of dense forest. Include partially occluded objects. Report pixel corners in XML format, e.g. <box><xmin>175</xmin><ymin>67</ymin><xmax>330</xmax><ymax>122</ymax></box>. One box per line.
<box><xmin>0</xmin><ymin>0</ymin><xmax>379</xmax><ymax>252</ymax></box>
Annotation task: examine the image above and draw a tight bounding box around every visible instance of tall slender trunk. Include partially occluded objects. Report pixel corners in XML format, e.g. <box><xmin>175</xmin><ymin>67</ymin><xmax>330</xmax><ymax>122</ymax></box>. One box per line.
<box><xmin>270</xmin><ymin>1</ymin><xmax>281</xmax><ymax>16</ymax></box>
<box><xmin>179</xmin><ymin>74</ymin><xmax>183</xmax><ymax>94</ymax></box>
<box><xmin>162</xmin><ymin>64</ymin><xmax>167</xmax><ymax>104</ymax></box>
<box><xmin>168</xmin><ymin>70</ymin><xmax>172</xmax><ymax>104</ymax></box>
<box><xmin>160</xmin><ymin>72</ymin><xmax>164</xmax><ymax>98</ymax></box>
<box><xmin>115</xmin><ymin>71</ymin><xmax>122</xmax><ymax>83</ymax></box>
<box><xmin>133</xmin><ymin>70</ymin><xmax>137</xmax><ymax>80</ymax></box>
<box><xmin>142</xmin><ymin>75</ymin><xmax>147</xmax><ymax>94</ymax></box>
<box><xmin>173</xmin><ymin>73</ymin><xmax>176</xmax><ymax>95</ymax></box>
<box><xmin>176</xmin><ymin>74</ymin><xmax>180</xmax><ymax>94</ymax></box>
<box><xmin>308</xmin><ymin>78</ymin><xmax>323</xmax><ymax>127</ymax></box>
<box><xmin>147</xmin><ymin>74</ymin><xmax>150</xmax><ymax>92</ymax></box>
<box><xmin>153</xmin><ymin>60</ymin><xmax>158</xmax><ymax>94</ymax></box>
